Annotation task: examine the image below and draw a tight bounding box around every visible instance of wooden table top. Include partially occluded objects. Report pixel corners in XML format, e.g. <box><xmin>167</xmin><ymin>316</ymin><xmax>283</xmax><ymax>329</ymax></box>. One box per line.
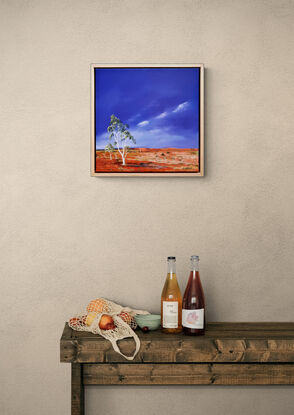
<box><xmin>60</xmin><ymin>322</ymin><xmax>294</xmax><ymax>364</ymax></box>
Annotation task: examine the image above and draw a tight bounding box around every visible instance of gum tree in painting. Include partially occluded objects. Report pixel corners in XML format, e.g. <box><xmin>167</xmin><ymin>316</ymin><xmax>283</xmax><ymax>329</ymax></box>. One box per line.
<box><xmin>107</xmin><ymin>114</ymin><xmax>136</xmax><ymax>166</ymax></box>
<box><xmin>104</xmin><ymin>143</ymin><xmax>115</xmax><ymax>160</ymax></box>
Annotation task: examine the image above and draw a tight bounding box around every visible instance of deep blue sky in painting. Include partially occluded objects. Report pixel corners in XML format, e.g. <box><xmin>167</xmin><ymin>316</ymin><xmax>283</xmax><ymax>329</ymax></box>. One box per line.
<box><xmin>95</xmin><ymin>67</ymin><xmax>200</xmax><ymax>149</ymax></box>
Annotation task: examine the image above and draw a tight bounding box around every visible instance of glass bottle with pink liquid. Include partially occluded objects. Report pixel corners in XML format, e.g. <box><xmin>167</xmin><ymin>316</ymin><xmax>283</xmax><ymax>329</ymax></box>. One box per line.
<box><xmin>182</xmin><ymin>255</ymin><xmax>205</xmax><ymax>335</ymax></box>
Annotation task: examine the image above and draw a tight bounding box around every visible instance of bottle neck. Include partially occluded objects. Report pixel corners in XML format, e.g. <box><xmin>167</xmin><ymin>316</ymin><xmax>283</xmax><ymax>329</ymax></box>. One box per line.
<box><xmin>167</xmin><ymin>260</ymin><xmax>176</xmax><ymax>275</ymax></box>
<box><xmin>190</xmin><ymin>259</ymin><xmax>199</xmax><ymax>272</ymax></box>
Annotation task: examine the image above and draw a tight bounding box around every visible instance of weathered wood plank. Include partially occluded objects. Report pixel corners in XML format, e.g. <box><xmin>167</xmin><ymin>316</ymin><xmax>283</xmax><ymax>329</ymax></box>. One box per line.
<box><xmin>83</xmin><ymin>363</ymin><xmax>294</xmax><ymax>385</ymax></box>
<box><xmin>62</xmin><ymin>322</ymin><xmax>73</xmax><ymax>339</ymax></box>
<box><xmin>71</xmin><ymin>338</ymin><xmax>294</xmax><ymax>364</ymax></box>
<box><xmin>72</xmin><ymin>363</ymin><xmax>84</xmax><ymax>415</ymax></box>
<box><xmin>60</xmin><ymin>339</ymin><xmax>77</xmax><ymax>363</ymax></box>
<box><xmin>60</xmin><ymin>323</ymin><xmax>294</xmax><ymax>363</ymax></box>
<box><xmin>67</xmin><ymin>322</ymin><xmax>294</xmax><ymax>339</ymax></box>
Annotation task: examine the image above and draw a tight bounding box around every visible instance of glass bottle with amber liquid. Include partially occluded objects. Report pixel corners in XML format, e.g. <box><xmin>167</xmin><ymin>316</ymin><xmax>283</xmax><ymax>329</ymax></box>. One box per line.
<box><xmin>161</xmin><ymin>256</ymin><xmax>182</xmax><ymax>334</ymax></box>
<box><xmin>182</xmin><ymin>255</ymin><xmax>205</xmax><ymax>335</ymax></box>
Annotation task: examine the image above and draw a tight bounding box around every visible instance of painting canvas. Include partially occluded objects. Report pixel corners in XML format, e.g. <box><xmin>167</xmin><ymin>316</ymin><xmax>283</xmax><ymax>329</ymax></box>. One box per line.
<box><xmin>91</xmin><ymin>64</ymin><xmax>204</xmax><ymax>176</ymax></box>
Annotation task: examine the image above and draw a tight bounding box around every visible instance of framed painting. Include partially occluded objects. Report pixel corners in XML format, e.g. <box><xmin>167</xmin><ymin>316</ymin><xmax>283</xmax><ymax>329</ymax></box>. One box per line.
<box><xmin>91</xmin><ymin>63</ymin><xmax>204</xmax><ymax>176</ymax></box>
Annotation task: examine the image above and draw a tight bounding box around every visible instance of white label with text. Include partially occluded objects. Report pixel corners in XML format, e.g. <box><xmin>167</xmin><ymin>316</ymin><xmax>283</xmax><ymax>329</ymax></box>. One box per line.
<box><xmin>162</xmin><ymin>301</ymin><xmax>178</xmax><ymax>328</ymax></box>
<box><xmin>182</xmin><ymin>308</ymin><xmax>204</xmax><ymax>329</ymax></box>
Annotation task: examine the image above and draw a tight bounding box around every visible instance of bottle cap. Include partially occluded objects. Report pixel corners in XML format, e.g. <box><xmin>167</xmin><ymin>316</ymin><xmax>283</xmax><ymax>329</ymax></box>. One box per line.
<box><xmin>167</xmin><ymin>256</ymin><xmax>176</xmax><ymax>260</ymax></box>
<box><xmin>190</xmin><ymin>255</ymin><xmax>199</xmax><ymax>261</ymax></box>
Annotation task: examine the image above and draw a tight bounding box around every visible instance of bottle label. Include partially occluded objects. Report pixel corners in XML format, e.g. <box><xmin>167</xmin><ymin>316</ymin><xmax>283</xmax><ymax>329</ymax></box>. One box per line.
<box><xmin>182</xmin><ymin>308</ymin><xmax>204</xmax><ymax>329</ymax></box>
<box><xmin>162</xmin><ymin>301</ymin><xmax>178</xmax><ymax>328</ymax></box>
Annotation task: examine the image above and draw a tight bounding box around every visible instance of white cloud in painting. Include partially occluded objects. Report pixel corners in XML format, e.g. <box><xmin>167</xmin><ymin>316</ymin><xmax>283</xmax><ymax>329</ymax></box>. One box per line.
<box><xmin>155</xmin><ymin>111</ymin><xmax>168</xmax><ymax>119</ymax></box>
<box><xmin>133</xmin><ymin>100</ymin><xmax>190</xmax><ymax>130</ymax></box>
<box><xmin>173</xmin><ymin>101</ymin><xmax>189</xmax><ymax>113</ymax></box>
<box><xmin>137</xmin><ymin>120</ymin><xmax>149</xmax><ymax>127</ymax></box>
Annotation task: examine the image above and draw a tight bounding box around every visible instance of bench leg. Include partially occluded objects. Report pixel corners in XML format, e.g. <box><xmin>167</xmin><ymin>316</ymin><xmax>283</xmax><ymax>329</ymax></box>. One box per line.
<box><xmin>72</xmin><ymin>363</ymin><xmax>84</xmax><ymax>415</ymax></box>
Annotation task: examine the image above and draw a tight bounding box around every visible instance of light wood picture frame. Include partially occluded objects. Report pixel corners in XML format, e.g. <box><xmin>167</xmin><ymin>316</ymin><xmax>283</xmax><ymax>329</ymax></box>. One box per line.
<box><xmin>91</xmin><ymin>63</ymin><xmax>204</xmax><ymax>176</ymax></box>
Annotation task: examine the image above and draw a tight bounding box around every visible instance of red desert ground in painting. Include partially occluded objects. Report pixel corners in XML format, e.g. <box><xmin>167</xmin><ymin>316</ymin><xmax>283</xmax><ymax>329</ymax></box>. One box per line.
<box><xmin>96</xmin><ymin>148</ymin><xmax>199</xmax><ymax>173</ymax></box>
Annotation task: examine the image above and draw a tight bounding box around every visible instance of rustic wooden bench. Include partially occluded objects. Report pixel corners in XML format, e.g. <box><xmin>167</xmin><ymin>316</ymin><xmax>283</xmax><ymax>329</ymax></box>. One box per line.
<box><xmin>60</xmin><ymin>322</ymin><xmax>294</xmax><ymax>415</ymax></box>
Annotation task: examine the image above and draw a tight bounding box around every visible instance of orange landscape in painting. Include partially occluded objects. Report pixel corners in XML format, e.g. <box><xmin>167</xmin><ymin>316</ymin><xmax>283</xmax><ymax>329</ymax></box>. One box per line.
<box><xmin>96</xmin><ymin>148</ymin><xmax>199</xmax><ymax>173</ymax></box>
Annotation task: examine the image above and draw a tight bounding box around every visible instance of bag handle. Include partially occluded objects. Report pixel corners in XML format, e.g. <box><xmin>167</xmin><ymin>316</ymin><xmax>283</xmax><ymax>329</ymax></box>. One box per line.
<box><xmin>111</xmin><ymin>330</ymin><xmax>141</xmax><ymax>360</ymax></box>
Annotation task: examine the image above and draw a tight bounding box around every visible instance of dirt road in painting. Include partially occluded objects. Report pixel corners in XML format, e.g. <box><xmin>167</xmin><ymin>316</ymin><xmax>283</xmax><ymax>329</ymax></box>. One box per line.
<box><xmin>95</xmin><ymin>148</ymin><xmax>199</xmax><ymax>173</ymax></box>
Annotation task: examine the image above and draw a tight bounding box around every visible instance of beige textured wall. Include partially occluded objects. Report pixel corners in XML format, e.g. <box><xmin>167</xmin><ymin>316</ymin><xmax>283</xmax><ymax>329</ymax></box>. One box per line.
<box><xmin>1</xmin><ymin>0</ymin><xmax>294</xmax><ymax>414</ymax></box>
